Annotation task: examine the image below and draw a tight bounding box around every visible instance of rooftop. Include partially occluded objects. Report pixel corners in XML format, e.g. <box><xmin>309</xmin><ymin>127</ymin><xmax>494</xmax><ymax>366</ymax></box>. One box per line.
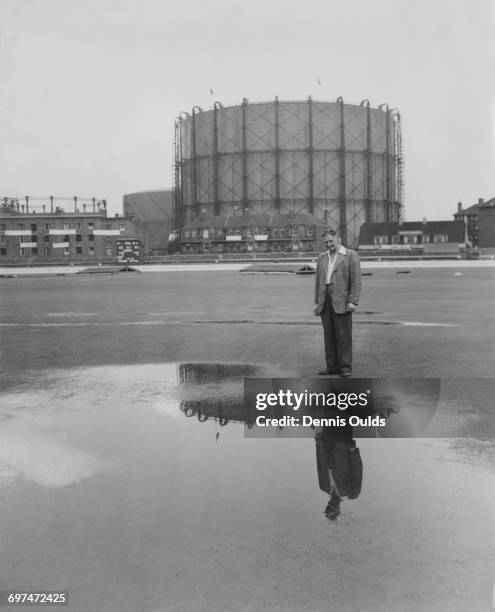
<box><xmin>456</xmin><ymin>197</ymin><xmax>495</xmax><ymax>215</ymax></box>
<box><xmin>186</xmin><ymin>212</ymin><xmax>324</xmax><ymax>229</ymax></box>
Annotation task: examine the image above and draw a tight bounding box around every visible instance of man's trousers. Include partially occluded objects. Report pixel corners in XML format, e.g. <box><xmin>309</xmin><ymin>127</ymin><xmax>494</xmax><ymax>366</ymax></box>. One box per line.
<box><xmin>320</xmin><ymin>286</ymin><xmax>353</xmax><ymax>372</ymax></box>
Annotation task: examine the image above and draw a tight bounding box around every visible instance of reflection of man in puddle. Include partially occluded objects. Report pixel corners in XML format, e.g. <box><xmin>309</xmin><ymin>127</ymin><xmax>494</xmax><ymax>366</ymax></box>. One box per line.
<box><xmin>315</xmin><ymin>396</ymin><xmax>400</xmax><ymax>521</ymax></box>
<box><xmin>315</xmin><ymin>416</ymin><xmax>362</xmax><ymax>520</ymax></box>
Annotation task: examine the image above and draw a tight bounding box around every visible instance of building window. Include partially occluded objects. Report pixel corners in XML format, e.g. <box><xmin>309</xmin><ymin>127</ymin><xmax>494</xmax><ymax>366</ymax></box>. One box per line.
<box><xmin>105</xmin><ymin>247</ymin><xmax>112</xmax><ymax>256</ymax></box>
<box><xmin>76</xmin><ymin>223</ymin><xmax>81</xmax><ymax>230</ymax></box>
<box><xmin>374</xmin><ymin>235</ymin><xmax>388</xmax><ymax>245</ymax></box>
<box><xmin>105</xmin><ymin>224</ymin><xmax>111</xmax><ymax>230</ymax></box>
<box><xmin>44</xmin><ymin>223</ymin><xmax>49</xmax><ymax>231</ymax></box>
<box><xmin>64</xmin><ymin>247</ymin><xmax>69</xmax><ymax>255</ymax></box>
<box><xmin>31</xmin><ymin>224</ymin><xmax>37</xmax><ymax>231</ymax></box>
<box><xmin>433</xmin><ymin>234</ymin><xmax>448</xmax><ymax>243</ymax></box>
<box><xmin>32</xmin><ymin>235</ymin><xmax>37</xmax><ymax>243</ymax></box>
<box><xmin>63</xmin><ymin>223</ymin><xmax>69</xmax><ymax>230</ymax></box>
<box><xmin>88</xmin><ymin>234</ymin><xmax>94</xmax><ymax>242</ymax></box>
<box><xmin>88</xmin><ymin>223</ymin><xmax>94</xmax><ymax>230</ymax></box>
<box><xmin>191</xmin><ymin>230</ymin><xmax>197</xmax><ymax>238</ymax></box>
<box><xmin>76</xmin><ymin>246</ymin><xmax>82</xmax><ymax>254</ymax></box>
<box><xmin>19</xmin><ymin>236</ymin><xmax>25</xmax><ymax>244</ymax></box>
<box><xmin>19</xmin><ymin>248</ymin><xmax>25</xmax><ymax>256</ymax></box>
<box><xmin>391</xmin><ymin>235</ymin><xmax>399</xmax><ymax>244</ymax></box>
<box><xmin>44</xmin><ymin>235</ymin><xmax>50</xmax><ymax>243</ymax></box>
<box><xmin>44</xmin><ymin>247</ymin><xmax>50</xmax><ymax>256</ymax></box>
<box><xmin>423</xmin><ymin>235</ymin><xmax>430</xmax><ymax>243</ymax></box>
<box><xmin>64</xmin><ymin>235</ymin><xmax>69</xmax><ymax>241</ymax></box>
<box><xmin>119</xmin><ymin>224</ymin><xmax>126</xmax><ymax>232</ymax></box>
<box><xmin>18</xmin><ymin>224</ymin><xmax>25</xmax><ymax>230</ymax></box>
<box><xmin>0</xmin><ymin>224</ymin><xmax>5</xmax><ymax>231</ymax></box>
<box><xmin>0</xmin><ymin>236</ymin><xmax>5</xmax><ymax>244</ymax></box>
<box><xmin>89</xmin><ymin>246</ymin><xmax>95</xmax><ymax>256</ymax></box>
<box><xmin>0</xmin><ymin>248</ymin><xmax>6</xmax><ymax>256</ymax></box>
<box><xmin>184</xmin><ymin>230</ymin><xmax>190</xmax><ymax>238</ymax></box>
<box><xmin>76</xmin><ymin>234</ymin><xmax>82</xmax><ymax>242</ymax></box>
<box><xmin>32</xmin><ymin>248</ymin><xmax>38</xmax><ymax>256</ymax></box>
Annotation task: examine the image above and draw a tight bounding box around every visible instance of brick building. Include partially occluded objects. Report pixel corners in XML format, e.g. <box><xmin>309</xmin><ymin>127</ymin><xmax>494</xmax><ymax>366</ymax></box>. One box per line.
<box><xmin>0</xmin><ymin>199</ymin><xmax>139</xmax><ymax>264</ymax></box>
<box><xmin>478</xmin><ymin>200</ymin><xmax>495</xmax><ymax>250</ymax></box>
<box><xmin>454</xmin><ymin>197</ymin><xmax>495</xmax><ymax>251</ymax></box>
<box><xmin>178</xmin><ymin>212</ymin><xmax>327</xmax><ymax>254</ymax></box>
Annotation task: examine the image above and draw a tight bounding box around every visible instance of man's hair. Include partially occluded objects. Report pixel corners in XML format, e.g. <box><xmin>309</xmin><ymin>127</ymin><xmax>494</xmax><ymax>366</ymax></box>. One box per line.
<box><xmin>322</xmin><ymin>228</ymin><xmax>338</xmax><ymax>238</ymax></box>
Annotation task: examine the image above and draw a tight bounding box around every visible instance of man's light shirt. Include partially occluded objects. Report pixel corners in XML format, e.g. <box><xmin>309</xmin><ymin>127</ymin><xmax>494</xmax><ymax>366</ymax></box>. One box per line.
<box><xmin>326</xmin><ymin>245</ymin><xmax>346</xmax><ymax>284</ymax></box>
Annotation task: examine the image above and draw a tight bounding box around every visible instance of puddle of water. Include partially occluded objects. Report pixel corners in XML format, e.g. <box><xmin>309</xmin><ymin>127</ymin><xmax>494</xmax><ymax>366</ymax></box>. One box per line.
<box><xmin>0</xmin><ymin>422</ymin><xmax>111</xmax><ymax>488</ymax></box>
<box><xmin>0</xmin><ymin>363</ymin><xmax>492</xmax><ymax>611</ymax></box>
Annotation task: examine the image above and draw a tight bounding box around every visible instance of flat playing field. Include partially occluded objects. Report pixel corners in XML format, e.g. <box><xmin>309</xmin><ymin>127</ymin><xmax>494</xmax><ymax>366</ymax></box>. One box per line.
<box><xmin>1</xmin><ymin>265</ymin><xmax>494</xmax><ymax>377</ymax></box>
<box><xmin>0</xmin><ymin>266</ymin><xmax>494</xmax><ymax>611</ymax></box>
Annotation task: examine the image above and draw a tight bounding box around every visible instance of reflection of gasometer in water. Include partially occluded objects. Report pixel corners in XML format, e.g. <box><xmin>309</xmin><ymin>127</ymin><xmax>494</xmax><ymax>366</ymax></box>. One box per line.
<box><xmin>316</xmin><ymin>422</ymin><xmax>363</xmax><ymax>521</ymax></box>
<box><xmin>177</xmin><ymin>362</ymin><xmax>261</xmax><ymax>426</ymax></box>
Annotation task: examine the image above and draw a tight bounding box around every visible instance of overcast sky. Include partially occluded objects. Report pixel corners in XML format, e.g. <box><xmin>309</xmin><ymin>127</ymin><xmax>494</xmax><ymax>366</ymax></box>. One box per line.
<box><xmin>0</xmin><ymin>0</ymin><xmax>493</xmax><ymax>220</ymax></box>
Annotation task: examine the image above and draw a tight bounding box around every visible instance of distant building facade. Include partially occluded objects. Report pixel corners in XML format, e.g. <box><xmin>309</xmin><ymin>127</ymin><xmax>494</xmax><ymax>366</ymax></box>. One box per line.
<box><xmin>123</xmin><ymin>190</ymin><xmax>173</xmax><ymax>255</ymax></box>
<box><xmin>0</xmin><ymin>198</ymin><xmax>139</xmax><ymax>264</ymax></box>
<box><xmin>178</xmin><ymin>213</ymin><xmax>328</xmax><ymax>254</ymax></box>
<box><xmin>478</xmin><ymin>199</ymin><xmax>495</xmax><ymax>249</ymax></box>
<box><xmin>454</xmin><ymin>197</ymin><xmax>495</xmax><ymax>250</ymax></box>
<box><xmin>358</xmin><ymin>220</ymin><xmax>467</xmax><ymax>256</ymax></box>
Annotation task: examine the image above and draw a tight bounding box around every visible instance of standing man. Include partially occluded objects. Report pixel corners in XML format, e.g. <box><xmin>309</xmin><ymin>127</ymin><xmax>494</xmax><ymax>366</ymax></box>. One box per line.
<box><xmin>314</xmin><ymin>228</ymin><xmax>361</xmax><ymax>377</ymax></box>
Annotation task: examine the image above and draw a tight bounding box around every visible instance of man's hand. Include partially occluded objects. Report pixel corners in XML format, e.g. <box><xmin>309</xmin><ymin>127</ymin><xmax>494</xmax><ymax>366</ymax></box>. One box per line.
<box><xmin>314</xmin><ymin>306</ymin><xmax>321</xmax><ymax>316</ymax></box>
<box><xmin>346</xmin><ymin>303</ymin><xmax>357</xmax><ymax>312</ymax></box>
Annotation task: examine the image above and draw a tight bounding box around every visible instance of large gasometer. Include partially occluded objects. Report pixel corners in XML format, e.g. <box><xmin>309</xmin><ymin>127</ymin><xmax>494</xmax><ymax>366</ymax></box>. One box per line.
<box><xmin>174</xmin><ymin>97</ymin><xmax>402</xmax><ymax>248</ymax></box>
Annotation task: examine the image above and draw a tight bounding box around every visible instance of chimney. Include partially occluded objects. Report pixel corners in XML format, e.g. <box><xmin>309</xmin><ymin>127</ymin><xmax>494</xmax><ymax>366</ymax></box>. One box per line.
<box><xmin>478</xmin><ymin>198</ymin><xmax>485</xmax><ymax>206</ymax></box>
<box><xmin>457</xmin><ymin>202</ymin><xmax>462</xmax><ymax>213</ymax></box>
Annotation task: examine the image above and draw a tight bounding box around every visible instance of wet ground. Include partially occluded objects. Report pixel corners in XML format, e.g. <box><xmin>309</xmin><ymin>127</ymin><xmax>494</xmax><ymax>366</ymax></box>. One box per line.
<box><xmin>0</xmin><ymin>267</ymin><xmax>494</xmax><ymax>611</ymax></box>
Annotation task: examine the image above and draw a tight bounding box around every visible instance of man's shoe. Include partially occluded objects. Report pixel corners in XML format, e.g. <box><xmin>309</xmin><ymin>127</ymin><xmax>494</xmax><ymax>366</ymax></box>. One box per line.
<box><xmin>319</xmin><ymin>369</ymin><xmax>339</xmax><ymax>375</ymax></box>
<box><xmin>339</xmin><ymin>370</ymin><xmax>352</xmax><ymax>377</ymax></box>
